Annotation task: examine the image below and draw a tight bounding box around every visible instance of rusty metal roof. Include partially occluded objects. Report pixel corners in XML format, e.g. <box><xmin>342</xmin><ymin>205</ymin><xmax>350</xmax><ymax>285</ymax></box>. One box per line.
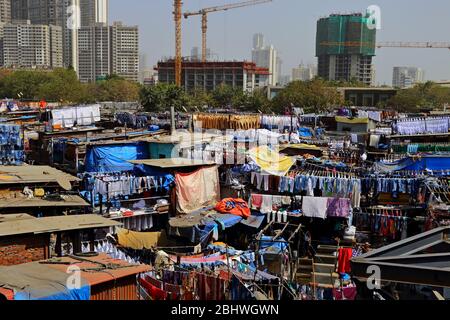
<box><xmin>45</xmin><ymin>253</ymin><xmax>151</xmax><ymax>286</ymax></box>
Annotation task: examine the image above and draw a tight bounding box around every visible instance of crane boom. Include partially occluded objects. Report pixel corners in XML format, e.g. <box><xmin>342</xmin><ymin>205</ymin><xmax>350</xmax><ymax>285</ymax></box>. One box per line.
<box><xmin>184</xmin><ymin>0</ymin><xmax>272</xmax><ymax>17</ymax></box>
<box><xmin>184</xmin><ymin>0</ymin><xmax>272</xmax><ymax>62</ymax></box>
<box><xmin>377</xmin><ymin>42</ymin><xmax>450</xmax><ymax>49</ymax></box>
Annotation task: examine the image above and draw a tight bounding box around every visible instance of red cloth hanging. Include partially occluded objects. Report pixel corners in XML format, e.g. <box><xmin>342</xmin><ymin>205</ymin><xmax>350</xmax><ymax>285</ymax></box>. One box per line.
<box><xmin>337</xmin><ymin>248</ymin><xmax>353</xmax><ymax>273</ymax></box>
<box><xmin>139</xmin><ymin>277</ymin><xmax>167</xmax><ymax>300</ymax></box>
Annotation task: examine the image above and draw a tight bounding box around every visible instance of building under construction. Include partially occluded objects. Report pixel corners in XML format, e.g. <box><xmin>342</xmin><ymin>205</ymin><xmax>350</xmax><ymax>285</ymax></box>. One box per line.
<box><xmin>316</xmin><ymin>13</ymin><xmax>377</xmax><ymax>85</ymax></box>
<box><xmin>157</xmin><ymin>60</ymin><xmax>270</xmax><ymax>92</ymax></box>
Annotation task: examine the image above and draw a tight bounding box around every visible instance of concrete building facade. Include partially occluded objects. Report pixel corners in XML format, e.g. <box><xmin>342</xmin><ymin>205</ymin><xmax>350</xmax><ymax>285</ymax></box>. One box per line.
<box><xmin>0</xmin><ymin>0</ymin><xmax>11</xmax><ymax>23</ymax></box>
<box><xmin>2</xmin><ymin>21</ymin><xmax>62</xmax><ymax>68</ymax></box>
<box><xmin>77</xmin><ymin>23</ymin><xmax>109</xmax><ymax>82</ymax></box>
<box><xmin>78</xmin><ymin>21</ymin><xmax>139</xmax><ymax>83</ymax></box>
<box><xmin>110</xmin><ymin>21</ymin><xmax>138</xmax><ymax>82</ymax></box>
<box><xmin>10</xmin><ymin>0</ymin><xmax>108</xmax><ymax>73</ymax></box>
<box><xmin>157</xmin><ymin>60</ymin><xmax>270</xmax><ymax>93</ymax></box>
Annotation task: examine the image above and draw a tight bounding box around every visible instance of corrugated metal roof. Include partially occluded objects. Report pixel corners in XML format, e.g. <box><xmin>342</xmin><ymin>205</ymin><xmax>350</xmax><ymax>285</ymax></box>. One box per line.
<box><xmin>0</xmin><ymin>213</ymin><xmax>34</xmax><ymax>222</ymax></box>
<box><xmin>0</xmin><ymin>195</ymin><xmax>89</xmax><ymax>208</ymax></box>
<box><xmin>145</xmin><ymin>132</ymin><xmax>222</xmax><ymax>144</ymax></box>
<box><xmin>45</xmin><ymin>253</ymin><xmax>150</xmax><ymax>286</ymax></box>
<box><xmin>129</xmin><ymin>158</ymin><xmax>216</xmax><ymax>168</ymax></box>
<box><xmin>0</xmin><ymin>214</ymin><xmax>122</xmax><ymax>237</ymax></box>
<box><xmin>0</xmin><ymin>166</ymin><xmax>79</xmax><ymax>190</ymax></box>
<box><xmin>0</xmin><ymin>253</ymin><xmax>150</xmax><ymax>298</ymax></box>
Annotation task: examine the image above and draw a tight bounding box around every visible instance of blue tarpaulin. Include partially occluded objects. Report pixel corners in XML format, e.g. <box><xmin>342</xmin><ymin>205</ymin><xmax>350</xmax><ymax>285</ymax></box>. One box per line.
<box><xmin>298</xmin><ymin>127</ymin><xmax>313</xmax><ymax>137</ymax></box>
<box><xmin>85</xmin><ymin>142</ymin><xmax>149</xmax><ymax>173</ymax></box>
<box><xmin>375</xmin><ymin>156</ymin><xmax>450</xmax><ymax>172</ymax></box>
<box><xmin>15</xmin><ymin>285</ymin><xmax>91</xmax><ymax>301</ymax></box>
<box><xmin>259</xmin><ymin>236</ymin><xmax>288</xmax><ymax>253</ymax></box>
<box><xmin>403</xmin><ymin>156</ymin><xmax>450</xmax><ymax>171</ymax></box>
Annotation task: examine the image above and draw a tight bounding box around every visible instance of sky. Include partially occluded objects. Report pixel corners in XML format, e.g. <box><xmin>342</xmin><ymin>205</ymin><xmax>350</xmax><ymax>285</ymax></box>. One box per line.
<box><xmin>110</xmin><ymin>0</ymin><xmax>450</xmax><ymax>85</ymax></box>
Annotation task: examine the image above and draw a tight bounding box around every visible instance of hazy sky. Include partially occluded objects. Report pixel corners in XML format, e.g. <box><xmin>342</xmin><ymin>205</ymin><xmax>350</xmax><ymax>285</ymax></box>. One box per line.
<box><xmin>110</xmin><ymin>0</ymin><xmax>450</xmax><ymax>85</ymax></box>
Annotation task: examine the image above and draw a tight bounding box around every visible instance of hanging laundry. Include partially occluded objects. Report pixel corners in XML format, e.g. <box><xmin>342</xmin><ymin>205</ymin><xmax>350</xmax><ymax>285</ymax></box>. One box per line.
<box><xmin>175</xmin><ymin>166</ymin><xmax>220</xmax><ymax>214</ymax></box>
<box><xmin>326</xmin><ymin>198</ymin><xmax>351</xmax><ymax>218</ymax></box>
<box><xmin>337</xmin><ymin>248</ymin><xmax>353</xmax><ymax>273</ymax></box>
<box><xmin>302</xmin><ymin>197</ymin><xmax>329</xmax><ymax>220</ymax></box>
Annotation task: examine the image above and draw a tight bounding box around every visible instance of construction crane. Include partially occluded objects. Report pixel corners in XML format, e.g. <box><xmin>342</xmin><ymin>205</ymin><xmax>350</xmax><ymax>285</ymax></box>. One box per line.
<box><xmin>174</xmin><ymin>0</ymin><xmax>183</xmax><ymax>86</ymax></box>
<box><xmin>183</xmin><ymin>0</ymin><xmax>272</xmax><ymax>63</ymax></box>
<box><xmin>377</xmin><ymin>42</ymin><xmax>450</xmax><ymax>49</ymax></box>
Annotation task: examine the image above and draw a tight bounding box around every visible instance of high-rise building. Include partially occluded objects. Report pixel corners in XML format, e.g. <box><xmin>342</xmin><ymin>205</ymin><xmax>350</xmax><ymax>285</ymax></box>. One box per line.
<box><xmin>78</xmin><ymin>21</ymin><xmax>139</xmax><ymax>83</ymax></box>
<box><xmin>2</xmin><ymin>21</ymin><xmax>63</xmax><ymax>68</ymax></box>
<box><xmin>77</xmin><ymin>23</ymin><xmax>109</xmax><ymax>82</ymax></box>
<box><xmin>316</xmin><ymin>13</ymin><xmax>376</xmax><ymax>85</ymax></box>
<box><xmin>110</xmin><ymin>21</ymin><xmax>138</xmax><ymax>82</ymax></box>
<box><xmin>10</xmin><ymin>0</ymin><xmax>108</xmax><ymax>72</ymax></box>
<box><xmin>10</xmin><ymin>0</ymin><xmax>76</xmax><ymax>69</ymax></box>
<box><xmin>0</xmin><ymin>0</ymin><xmax>11</xmax><ymax>23</ymax></box>
<box><xmin>0</xmin><ymin>23</ymin><xmax>4</xmax><ymax>66</ymax></box>
<box><xmin>251</xmin><ymin>34</ymin><xmax>279</xmax><ymax>86</ymax></box>
<box><xmin>79</xmin><ymin>0</ymin><xmax>108</xmax><ymax>27</ymax></box>
<box><xmin>392</xmin><ymin>67</ymin><xmax>425</xmax><ymax>88</ymax></box>
<box><xmin>190</xmin><ymin>46</ymin><xmax>212</xmax><ymax>61</ymax></box>
<box><xmin>253</xmin><ymin>33</ymin><xmax>264</xmax><ymax>50</ymax></box>
<box><xmin>278</xmin><ymin>75</ymin><xmax>291</xmax><ymax>87</ymax></box>
<box><xmin>276</xmin><ymin>56</ymin><xmax>282</xmax><ymax>85</ymax></box>
<box><xmin>292</xmin><ymin>64</ymin><xmax>318</xmax><ymax>81</ymax></box>
<box><xmin>11</xmin><ymin>0</ymin><xmax>28</xmax><ymax>21</ymax></box>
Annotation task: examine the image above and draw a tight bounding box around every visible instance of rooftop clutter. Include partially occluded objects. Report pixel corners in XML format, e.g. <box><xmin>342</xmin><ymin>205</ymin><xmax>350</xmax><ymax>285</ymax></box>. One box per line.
<box><xmin>0</xmin><ymin>103</ymin><xmax>450</xmax><ymax>301</ymax></box>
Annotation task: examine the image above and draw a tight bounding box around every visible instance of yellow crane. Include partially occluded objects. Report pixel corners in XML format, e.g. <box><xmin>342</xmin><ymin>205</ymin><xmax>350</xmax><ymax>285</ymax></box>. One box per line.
<box><xmin>173</xmin><ymin>0</ymin><xmax>183</xmax><ymax>86</ymax></box>
<box><xmin>183</xmin><ymin>0</ymin><xmax>272</xmax><ymax>63</ymax></box>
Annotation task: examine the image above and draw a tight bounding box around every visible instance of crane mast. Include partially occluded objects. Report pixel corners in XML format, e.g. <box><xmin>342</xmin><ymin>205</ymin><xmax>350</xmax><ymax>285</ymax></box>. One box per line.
<box><xmin>174</xmin><ymin>0</ymin><xmax>182</xmax><ymax>86</ymax></box>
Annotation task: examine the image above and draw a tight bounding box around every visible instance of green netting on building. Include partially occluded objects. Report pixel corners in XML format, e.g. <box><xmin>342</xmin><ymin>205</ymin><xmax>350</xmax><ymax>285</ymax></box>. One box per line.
<box><xmin>316</xmin><ymin>14</ymin><xmax>376</xmax><ymax>57</ymax></box>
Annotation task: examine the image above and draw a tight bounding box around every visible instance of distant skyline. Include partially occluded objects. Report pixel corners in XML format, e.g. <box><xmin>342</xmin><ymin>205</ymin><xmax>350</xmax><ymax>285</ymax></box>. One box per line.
<box><xmin>110</xmin><ymin>0</ymin><xmax>450</xmax><ymax>85</ymax></box>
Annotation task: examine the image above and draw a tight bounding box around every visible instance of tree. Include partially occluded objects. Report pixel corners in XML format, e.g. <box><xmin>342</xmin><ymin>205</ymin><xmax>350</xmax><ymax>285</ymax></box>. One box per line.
<box><xmin>186</xmin><ymin>88</ymin><xmax>212</xmax><ymax>111</ymax></box>
<box><xmin>140</xmin><ymin>83</ymin><xmax>187</xmax><ymax>112</ymax></box>
<box><xmin>272</xmin><ymin>79</ymin><xmax>344</xmax><ymax>113</ymax></box>
<box><xmin>386</xmin><ymin>82</ymin><xmax>450</xmax><ymax>112</ymax></box>
<box><xmin>37</xmin><ymin>68</ymin><xmax>86</xmax><ymax>103</ymax></box>
<box><xmin>210</xmin><ymin>84</ymin><xmax>245</xmax><ymax>109</ymax></box>
<box><xmin>95</xmin><ymin>78</ymin><xmax>140</xmax><ymax>102</ymax></box>
<box><xmin>243</xmin><ymin>89</ymin><xmax>272</xmax><ymax>113</ymax></box>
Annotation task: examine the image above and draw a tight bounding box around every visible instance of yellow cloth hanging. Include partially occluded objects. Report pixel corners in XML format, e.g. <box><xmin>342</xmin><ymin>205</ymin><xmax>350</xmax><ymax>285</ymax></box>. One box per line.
<box><xmin>117</xmin><ymin>228</ymin><xmax>168</xmax><ymax>250</ymax></box>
